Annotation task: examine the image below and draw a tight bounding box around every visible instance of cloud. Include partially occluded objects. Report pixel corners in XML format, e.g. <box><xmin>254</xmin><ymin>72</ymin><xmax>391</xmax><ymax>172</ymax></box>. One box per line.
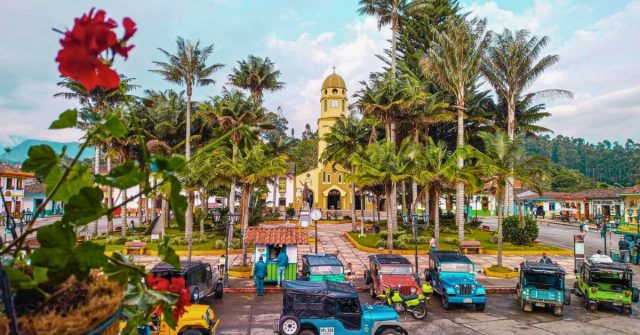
<box><xmin>264</xmin><ymin>16</ymin><xmax>389</xmax><ymax>133</ymax></box>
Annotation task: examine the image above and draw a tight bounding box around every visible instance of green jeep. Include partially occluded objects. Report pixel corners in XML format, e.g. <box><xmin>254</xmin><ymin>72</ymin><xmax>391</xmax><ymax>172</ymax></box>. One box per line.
<box><xmin>574</xmin><ymin>259</ymin><xmax>639</xmax><ymax>314</ymax></box>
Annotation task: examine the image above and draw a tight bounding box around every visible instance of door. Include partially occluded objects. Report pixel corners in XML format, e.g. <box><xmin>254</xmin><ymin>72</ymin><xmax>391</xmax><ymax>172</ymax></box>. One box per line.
<box><xmin>5</xmin><ymin>202</ymin><xmax>11</xmax><ymax>216</ymax></box>
<box><xmin>328</xmin><ymin>190</ymin><xmax>341</xmax><ymax>210</ymax></box>
<box><xmin>15</xmin><ymin>201</ymin><xmax>21</xmax><ymax>216</ymax></box>
<box><xmin>335</xmin><ymin>298</ymin><xmax>362</xmax><ymax>330</ymax></box>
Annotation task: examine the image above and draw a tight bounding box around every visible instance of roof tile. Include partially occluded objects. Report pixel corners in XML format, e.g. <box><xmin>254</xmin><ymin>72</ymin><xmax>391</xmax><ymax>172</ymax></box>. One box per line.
<box><xmin>244</xmin><ymin>227</ymin><xmax>308</xmax><ymax>245</ymax></box>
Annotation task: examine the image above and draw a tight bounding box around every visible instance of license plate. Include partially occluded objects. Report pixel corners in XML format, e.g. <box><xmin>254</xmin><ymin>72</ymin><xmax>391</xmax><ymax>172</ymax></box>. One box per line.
<box><xmin>535</xmin><ymin>303</ymin><xmax>546</xmax><ymax>307</ymax></box>
<box><xmin>463</xmin><ymin>298</ymin><xmax>472</xmax><ymax>303</ymax></box>
<box><xmin>320</xmin><ymin>327</ymin><xmax>335</xmax><ymax>335</ymax></box>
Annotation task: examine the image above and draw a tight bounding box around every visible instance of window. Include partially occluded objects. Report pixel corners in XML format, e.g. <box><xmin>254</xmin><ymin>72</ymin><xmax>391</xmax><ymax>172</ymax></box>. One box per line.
<box><xmin>322</xmin><ymin>171</ymin><xmax>327</xmax><ymax>183</ymax></box>
<box><xmin>440</xmin><ymin>263</ymin><xmax>473</xmax><ymax>273</ymax></box>
<box><xmin>6</xmin><ymin>178</ymin><xmax>13</xmax><ymax>190</ymax></box>
<box><xmin>342</xmin><ymin>100</ymin><xmax>345</xmax><ymax>112</ymax></box>
<box><xmin>279</xmin><ymin>197</ymin><xmax>286</xmax><ymax>206</ymax></box>
<box><xmin>338</xmin><ymin>174</ymin><xmax>342</xmax><ymax>183</ymax></box>
<box><xmin>16</xmin><ymin>179</ymin><xmax>23</xmax><ymax>190</ymax></box>
<box><xmin>278</xmin><ymin>179</ymin><xmax>286</xmax><ymax>193</ymax></box>
<box><xmin>332</xmin><ymin>88</ymin><xmax>338</xmax><ymax>94</ymax></box>
<box><xmin>327</xmin><ymin>174</ymin><xmax>331</xmax><ymax>183</ymax></box>
<box><xmin>549</xmin><ymin>203</ymin><xmax>556</xmax><ymax>211</ymax></box>
<box><xmin>331</xmin><ymin>100</ymin><xmax>339</xmax><ymax>108</ymax></box>
<box><xmin>324</xmin><ymin>99</ymin><xmax>328</xmax><ymax>111</ymax></box>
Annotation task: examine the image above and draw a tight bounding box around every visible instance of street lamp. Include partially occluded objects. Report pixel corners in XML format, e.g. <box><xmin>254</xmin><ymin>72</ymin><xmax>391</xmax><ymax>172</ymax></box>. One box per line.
<box><xmin>412</xmin><ymin>212</ymin><xmax>420</xmax><ymax>279</ymax></box>
<box><xmin>213</xmin><ymin>209</ymin><xmax>221</xmax><ymax>224</ymax></box>
<box><xmin>223</xmin><ymin>212</ymin><xmax>240</xmax><ymax>287</ymax></box>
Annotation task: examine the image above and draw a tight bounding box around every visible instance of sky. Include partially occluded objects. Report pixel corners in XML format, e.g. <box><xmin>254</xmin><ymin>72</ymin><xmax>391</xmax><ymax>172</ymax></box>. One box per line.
<box><xmin>1</xmin><ymin>0</ymin><xmax>639</xmax><ymax>148</ymax></box>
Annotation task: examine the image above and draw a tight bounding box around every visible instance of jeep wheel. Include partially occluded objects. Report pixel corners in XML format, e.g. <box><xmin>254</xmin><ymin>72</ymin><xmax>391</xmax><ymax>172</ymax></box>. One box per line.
<box><xmin>632</xmin><ymin>288</ymin><xmax>639</xmax><ymax>303</ymax></box>
<box><xmin>279</xmin><ymin>316</ymin><xmax>300</xmax><ymax>335</ymax></box>
<box><xmin>564</xmin><ymin>289</ymin><xmax>571</xmax><ymax>305</ymax></box>
<box><xmin>411</xmin><ymin>306</ymin><xmax>427</xmax><ymax>320</ymax></box>
<box><xmin>588</xmin><ymin>301</ymin><xmax>597</xmax><ymax>312</ymax></box>
<box><xmin>441</xmin><ymin>294</ymin><xmax>450</xmax><ymax>310</ymax></box>
<box><xmin>181</xmin><ymin>330</ymin><xmax>205</xmax><ymax>335</ymax></box>
<box><xmin>475</xmin><ymin>303</ymin><xmax>486</xmax><ymax>312</ymax></box>
<box><xmin>364</xmin><ymin>270</ymin><xmax>373</xmax><ymax>285</ymax></box>
<box><xmin>623</xmin><ymin>306</ymin><xmax>632</xmax><ymax>315</ymax></box>
<box><xmin>214</xmin><ymin>283</ymin><xmax>223</xmax><ymax>299</ymax></box>
<box><xmin>554</xmin><ymin>306</ymin><xmax>563</xmax><ymax>316</ymax></box>
<box><xmin>370</xmin><ymin>285</ymin><xmax>377</xmax><ymax>298</ymax></box>
<box><xmin>573</xmin><ymin>282</ymin><xmax>583</xmax><ymax>297</ymax></box>
<box><xmin>377</xmin><ymin>328</ymin><xmax>400</xmax><ymax>335</ymax></box>
<box><xmin>299</xmin><ymin>330</ymin><xmax>316</xmax><ymax>335</ymax></box>
<box><xmin>523</xmin><ymin>303</ymin><xmax>533</xmax><ymax>312</ymax></box>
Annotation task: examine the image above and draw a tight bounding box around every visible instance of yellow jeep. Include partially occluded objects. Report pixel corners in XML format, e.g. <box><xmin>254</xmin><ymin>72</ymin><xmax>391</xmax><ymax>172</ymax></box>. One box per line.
<box><xmin>120</xmin><ymin>304</ymin><xmax>220</xmax><ymax>335</ymax></box>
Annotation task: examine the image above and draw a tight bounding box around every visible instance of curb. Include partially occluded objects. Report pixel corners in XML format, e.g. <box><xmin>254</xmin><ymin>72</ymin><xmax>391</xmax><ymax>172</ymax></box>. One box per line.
<box><xmin>111</xmin><ymin>248</ymin><xmax>253</xmax><ymax>256</ymax></box>
<box><xmin>223</xmin><ymin>286</ymin><xmax>516</xmax><ymax>294</ymax></box>
<box><xmin>345</xmin><ymin>233</ymin><xmax>572</xmax><ymax>256</ymax></box>
<box><xmin>483</xmin><ymin>268</ymin><xmax>519</xmax><ymax>279</ymax></box>
<box><xmin>264</xmin><ymin>220</ymin><xmax>352</xmax><ymax>225</ymax></box>
<box><xmin>228</xmin><ymin>270</ymin><xmax>253</xmax><ymax>278</ymax></box>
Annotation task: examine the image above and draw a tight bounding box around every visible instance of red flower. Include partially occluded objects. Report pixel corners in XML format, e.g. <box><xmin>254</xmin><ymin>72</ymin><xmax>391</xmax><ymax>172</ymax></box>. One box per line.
<box><xmin>55</xmin><ymin>8</ymin><xmax>136</xmax><ymax>91</ymax></box>
<box><xmin>173</xmin><ymin>288</ymin><xmax>192</xmax><ymax>321</ymax></box>
<box><xmin>169</xmin><ymin>277</ymin><xmax>186</xmax><ymax>293</ymax></box>
<box><xmin>146</xmin><ymin>273</ymin><xmax>170</xmax><ymax>291</ymax></box>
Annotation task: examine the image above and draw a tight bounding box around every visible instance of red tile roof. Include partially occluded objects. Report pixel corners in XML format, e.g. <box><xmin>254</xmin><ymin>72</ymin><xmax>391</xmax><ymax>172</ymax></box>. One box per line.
<box><xmin>244</xmin><ymin>227</ymin><xmax>308</xmax><ymax>245</ymax></box>
<box><xmin>25</xmin><ymin>182</ymin><xmax>45</xmax><ymax>195</ymax></box>
<box><xmin>520</xmin><ymin>192</ymin><xmax>569</xmax><ymax>200</ymax></box>
<box><xmin>0</xmin><ymin>163</ymin><xmax>33</xmax><ymax>178</ymax></box>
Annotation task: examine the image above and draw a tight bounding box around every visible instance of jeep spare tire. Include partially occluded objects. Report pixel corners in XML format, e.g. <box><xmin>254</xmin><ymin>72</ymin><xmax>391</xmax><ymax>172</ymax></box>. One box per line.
<box><xmin>214</xmin><ymin>282</ymin><xmax>223</xmax><ymax>299</ymax></box>
<box><xmin>632</xmin><ymin>288</ymin><xmax>639</xmax><ymax>303</ymax></box>
<box><xmin>279</xmin><ymin>316</ymin><xmax>300</xmax><ymax>335</ymax></box>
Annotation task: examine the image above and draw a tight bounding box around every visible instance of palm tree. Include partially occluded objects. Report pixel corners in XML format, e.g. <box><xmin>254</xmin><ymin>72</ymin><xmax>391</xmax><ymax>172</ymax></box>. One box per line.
<box><xmin>351</xmin><ymin>139</ymin><xmax>414</xmax><ymax>250</ymax></box>
<box><xmin>228</xmin><ymin>55</ymin><xmax>285</xmax><ymax>105</ymax></box>
<box><xmin>413</xmin><ymin>138</ymin><xmax>479</xmax><ymax>244</ymax></box>
<box><xmin>420</xmin><ymin>16</ymin><xmax>490</xmax><ymax>242</ymax></box>
<box><xmin>320</xmin><ymin>115</ymin><xmax>370</xmax><ymax>231</ymax></box>
<box><xmin>219</xmin><ymin>144</ymin><xmax>288</xmax><ymax>265</ymax></box>
<box><xmin>151</xmin><ymin>37</ymin><xmax>223</xmax><ymax>251</ymax></box>
<box><xmin>474</xmin><ymin>131</ymin><xmax>548</xmax><ymax>266</ymax></box>
<box><xmin>482</xmin><ymin>29</ymin><xmax>572</xmax><ymax>215</ymax></box>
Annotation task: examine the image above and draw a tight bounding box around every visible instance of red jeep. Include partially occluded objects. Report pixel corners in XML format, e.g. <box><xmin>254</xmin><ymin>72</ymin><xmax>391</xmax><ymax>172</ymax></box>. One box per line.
<box><xmin>364</xmin><ymin>254</ymin><xmax>422</xmax><ymax>298</ymax></box>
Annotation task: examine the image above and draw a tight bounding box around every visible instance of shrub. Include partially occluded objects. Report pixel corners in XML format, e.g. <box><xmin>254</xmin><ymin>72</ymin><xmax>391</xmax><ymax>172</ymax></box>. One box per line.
<box><xmin>380</xmin><ymin>231</ymin><xmax>389</xmax><ymax>239</ymax></box>
<box><xmin>264</xmin><ymin>211</ymin><xmax>281</xmax><ymax>220</ymax></box>
<box><xmin>285</xmin><ymin>207</ymin><xmax>296</xmax><ymax>218</ymax></box>
<box><xmin>375</xmin><ymin>240</ymin><xmax>387</xmax><ymax>248</ymax></box>
<box><xmin>442</xmin><ymin>236</ymin><xmax>458</xmax><ymax>245</ymax></box>
<box><xmin>397</xmin><ymin>234</ymin><xmax>412</xmax><ymax>245</ymax></box>
<box><xmin>393</xmin><ymin>240</ymin><xmax>408</xmax><ymax>249</ymax></box>
<box><xmin>502</xmin><ymin>216</ymin><xmax>539</xmax><ymax>245</ymax></box>
<box><xmin>231</xmin><ymin>238</ymin><xmax>243</xmax><ymax>249</ymax></box>
<box><xmin>343</xmin><ymin>215</ymin><xmax>352</xmax><ymax>220</ymax></box>
<box><xmin>214</xmin><ymin>239</ymin><xmax>226</xmax><ymax>249</ymax></box>
<box><xmin>417</xmin><ymin>236</ymin><xmax>429</xmax><ymax>245</ymax></box>
<box><xmin>194</xmin><ymin>208</ymin><xmax>206</xmax><ymax>225</ymax></box>
<box><xmin>468</xmin><ymin>218</ymin><xmax>482</xmax><ymax>228</ymax></box>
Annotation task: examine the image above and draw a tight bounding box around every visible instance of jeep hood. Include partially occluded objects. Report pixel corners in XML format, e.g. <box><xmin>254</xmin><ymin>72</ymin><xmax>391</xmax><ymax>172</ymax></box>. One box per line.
<box><xmin>179</xmin><ymin>304</ymin><xmax>210</xmax><ymax>322</ymax></box>
<box><xmin>362</xmin><ymin>304</ymin><xmax>400</xmax><ymax>322</ymax></box>
<box><xmin>381</xmin><ymin>275</ymin><xmax>419</xmax><ymax>290</ymax></box>
<box><xmin>439</xmin><ymin>273</ymin><xmax>479</xmax><ymax>287</ymax></box>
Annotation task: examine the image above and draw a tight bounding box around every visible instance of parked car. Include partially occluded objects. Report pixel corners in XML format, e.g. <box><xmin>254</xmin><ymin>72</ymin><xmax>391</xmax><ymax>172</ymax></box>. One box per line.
<box><xmin>364</xmin><ymin>254</ymin><xmax>422</xmax><ymax>299</ymax></box>
<box><xmin>274</xmin><ymin>280</ymin><xmax>408</xmax><ymax>335</ymax></box>
<box><xmin>425</xmin><ymin>251</ymin><xmax>486</xmax><ymax>311</ymax></box>
<box><xmin>516</xmin><ymin>261</ymin><xmax>570</xmax><ymax>315</ymax></box>
<box><xmin>574</xmin><ymin>258</ymin><xmax>638</xmax><ymax>314</ymax></box>
<box><xmin>120</xmin><ymin>304</ymin><xmax>220</xmax><ymax>335</ymax></box>
<box><xmin>151</xmin><ymin>261</ymin><xmax>223</xmax><ymax>303</ymax></box>
<box><xmin>300</xmin><ymin>253</ymin><xmax>345</xmax><ymax>282</ymax></box>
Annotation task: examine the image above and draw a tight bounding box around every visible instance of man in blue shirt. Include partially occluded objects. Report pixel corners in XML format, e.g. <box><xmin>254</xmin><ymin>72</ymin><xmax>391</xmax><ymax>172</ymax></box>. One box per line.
<box><xmin>253</xmin><ymin>256</ymin><xmax>267</xmax><ymax>296</ymax></box>
<box><xmin>276</xmin><ymin>247</ymin><xmax>288</xmax><ymax>287</ymax></box>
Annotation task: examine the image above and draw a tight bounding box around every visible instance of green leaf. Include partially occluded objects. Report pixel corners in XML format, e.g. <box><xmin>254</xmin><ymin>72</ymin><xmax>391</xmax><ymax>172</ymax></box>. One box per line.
<box><xmin>36</xmin><ymin>221</ymin><xmax>75</xmax><ymax>248</ymax></box>
<box><xmin>32</xmin><ymin>266</ymin><xmax>49</xmax><ymax>284</ymax></box>
<box><xmin>162</xmin><ymin>302</ymin><xmax>178</xmax><ymax>329</ymax></box>
<box><xmin>46</xmin><ymin>164</ymin><xmax>93</xmax><ymax>202</ymax></box>
<box><xmin>149</xmin><ymin>155</ymin><xmax>185</xmax><ymax>174</ymax></box>
<box><xmin>104</xmin><ymin>252</ymin><xmax>143</xmax><ymax>284</ymax></box>
<box><xmin>49</xmin><ymin>109</ymin><xmax>78</xmax><ymax>129</ymax></box>
<box><xmin>73</xmin><ymin>242</ymin><xmax>107</xmax><ymax>281</ymax></box>
<box><xmin>158</xmin><ymin>237</ymin><xmax>179</xmax><ymax>270</ymax></box>
<box><xmin>62</xmin><ymin>187</ymin><xmax>107</xmax><ymax>226</ymax></box>
<box><xmin>104</xmin><ymin>112</ymin><xmax>127</xmax><ymax>138</ymax></box>
<box><xmin>21</xmin><ymin>145</ymin><xmax>60</xmax><ymax>181</ymax></box>
<box><xmin>95</xmin><ymin>160</ymin><xmax>145</xmax><ymax>189</ymax></box>
<box><xmin>169</xmin><ymin>176</ymin><xmax>187</xmax><ymax>230</ymax></box>
<box><xmin>3</xmin><ymin>266</ymin><xmax>37</xmax><ymax>290</ymax></box>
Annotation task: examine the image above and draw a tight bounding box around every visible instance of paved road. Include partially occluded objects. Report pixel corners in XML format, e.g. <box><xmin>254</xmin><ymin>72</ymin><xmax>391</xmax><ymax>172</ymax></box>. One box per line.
<box><xmin>210</xmin><ymin>290</ymin><xmax>640</xmax><ymax>335</ymax></box>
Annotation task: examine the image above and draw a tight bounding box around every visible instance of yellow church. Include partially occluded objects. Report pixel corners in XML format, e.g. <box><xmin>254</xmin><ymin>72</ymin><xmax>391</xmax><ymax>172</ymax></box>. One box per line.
<box><xmin>293</xmin><ymin>71</ymin><xmax>374</xmax><ymax>213</ymax></box>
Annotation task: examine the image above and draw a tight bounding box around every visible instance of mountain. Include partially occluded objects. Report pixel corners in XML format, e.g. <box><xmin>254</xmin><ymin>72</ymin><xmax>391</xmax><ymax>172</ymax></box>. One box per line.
<box><xmin>0</xmin><ymin>139</ymin><xmax>95</xmax><ymax>165</ymax></box>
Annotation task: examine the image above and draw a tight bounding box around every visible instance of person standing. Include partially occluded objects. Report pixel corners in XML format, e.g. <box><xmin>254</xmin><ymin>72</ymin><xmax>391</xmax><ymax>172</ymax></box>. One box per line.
<box><xmin>429</xmin><ymin>234</ymin><xmax>438</xmax><ymax>252</ymax></box>
<box><xmin>253</xmin><ymin>256</ymin><xmax>267</xmax><ymax>296</ymax></box>
<box><xmin>539</xmin><ymin>252</ymin><xmax>553</xmax><ymax>264</ymax></box>
<box><xmin>619</xmin><ymin>237</ymin><xmax>631</xmax><ymax>263</ymax></box>
<box><xmin>276</xmin><ymin>248</ymin><xmax>288</xmax><ymax>287</ymax></box>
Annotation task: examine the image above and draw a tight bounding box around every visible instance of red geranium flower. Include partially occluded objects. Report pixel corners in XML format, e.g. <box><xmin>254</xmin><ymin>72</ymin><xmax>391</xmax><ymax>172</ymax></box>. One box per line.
<box><xmin>55</xmin><ymin>8</ymin><xmax>136</xmax><ymax>91</ymax></box>
<box><xmin>146</xmin><ymin>273</ymin><xmax>170</xmax><ymax>291</ymax></box>
<box><xmin>169</xmin><ymin>276</ymin><xmax>186</xmax><ymax>293</ymax></box>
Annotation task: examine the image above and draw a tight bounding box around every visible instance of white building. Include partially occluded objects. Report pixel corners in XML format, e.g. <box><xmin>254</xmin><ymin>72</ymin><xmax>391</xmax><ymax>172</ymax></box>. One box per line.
<box><xmin>265</xmin><ymin>163</ymin><xmax>296</xmax><ymax>212</ymax></box>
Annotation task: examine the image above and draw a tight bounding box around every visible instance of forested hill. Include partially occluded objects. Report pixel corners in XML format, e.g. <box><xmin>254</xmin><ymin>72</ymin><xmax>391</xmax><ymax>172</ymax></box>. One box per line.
<box><xmin>525</xmin><ymin>135</ymin><xmax>640</xmax><ymax>187</ymax></box>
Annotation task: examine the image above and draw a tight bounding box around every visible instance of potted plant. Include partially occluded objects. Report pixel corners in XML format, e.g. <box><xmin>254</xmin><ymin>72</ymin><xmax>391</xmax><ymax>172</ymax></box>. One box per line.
<box><xmin>0</xmin><ymin>8</ymin><xmax>246</xmax><ymax>335</ymax></box>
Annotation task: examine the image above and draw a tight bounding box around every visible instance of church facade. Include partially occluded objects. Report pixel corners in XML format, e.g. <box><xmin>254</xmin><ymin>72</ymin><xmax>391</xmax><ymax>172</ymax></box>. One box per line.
<box><xmin>293</xmin><ymin>72</ymin><xmax>374</xmax><ymax>213</ymax></box>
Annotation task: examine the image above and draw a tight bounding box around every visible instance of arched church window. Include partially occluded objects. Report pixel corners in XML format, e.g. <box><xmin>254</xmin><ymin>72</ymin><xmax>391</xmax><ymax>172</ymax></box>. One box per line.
<box><xmin>332</xmin><ymin>88</ymin><xmax>338</xmax><ymax>94</ymax></box>
<box><xmin>324</xmin><ymin>99</ymin><xmax>327</xmax><ymax>112</ymax></box>
<box><xmin>322</xmin><ymin>171</ymin><xmax>326</xmax><ymax>183</ymax></box>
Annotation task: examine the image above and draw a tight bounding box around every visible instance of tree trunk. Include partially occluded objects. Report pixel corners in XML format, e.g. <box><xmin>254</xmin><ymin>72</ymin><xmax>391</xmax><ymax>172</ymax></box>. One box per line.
<box><xmin>429</xmin><ymin>187</ymin><xmax>436</xmax><ymax>225</ymax></box>
<box><xmin>506</xmin><ymin>97</ymin><xmax>516</xmax><ymax>216</ymax></box>
<box><xmin>423</xmin><ymin>185</ymin><xmax>430</xmax><ymax>222</ymax></box>
<box><xmin>350</xmin><ymin>167</ymin><xmax>356</xmax><ymax>231</ymax></box>
<box><xmin>412</xmin><ymin>181</ymin><xmax>418</xmax><ymax>221</ymax></box>
<box><xmin>107</xmin><ymin>157</ymin><xmax>113</xmax><ymax>234</ymax></box>
<box><xmin>121</xmin><ymin>188</ymin><xmax>127</xmax><ymax>237</ymax></box>
<box><xmin>240</xmin><ymin>184</ymin><xmax>252</xmax><ymax>266</ymax></box>
<box><xmin>161</xmin><ymin>195</ymin><xmax>168</xmax><ymax>238</ymax></box>
<box><xmin>455</xmin><ymin>106</ymin><xmax>465</xmax><ymax>242</ymax></box>
<box><xmin>200</xmin><ymin>189</ymin><xmax>207</xmax><ymax>235</ymax></box>
<box><xmin>360</xmin><ymin>192</ymin><xmax>365</xmax><ymax>229</ymax></box>
<box><xmin>401</xmin><ymin>180</ymin><xmax>407</xmax><ymax>217</ymax></box>
<box><xmin>273</xmin><ymin>176</ymin><xmax>279</xmax><ymax>213</ymax></box>
<box><xmin>497</xmin><ymin>195</ymin><xmax>504</xmax><ymax>267</ymax></box>
<box><xmin>434</xmin><ymin>188</ymin><xmax>441</xmax><ymax>245</ymax></box>
<box><xmin>186</xmin><ymin>191</ymin><xmax>194</xmax><ymax>261</ymax></box>
<box><xmin>94</xmin><ymin>146</ymin><xmax>100</xmax><ymax>237</ymax></box>
<box><xmin>137</xmin><ymin>193</ymin><xmax>143</xmax><ymax>227</ymax></box>
<box><xmin>390</xmin><ymin>182</ymin><xmax>398</xmax><ymax>232</ymax></box>
<box><xmin>385</xmin><ymin>183</ymin><xmax>393</xmax><ymax>251</ymax></box>
<box><xmin>228</xmin><ymin>179</ymin><xmax>236</xmax><ymax>242</ymax></box>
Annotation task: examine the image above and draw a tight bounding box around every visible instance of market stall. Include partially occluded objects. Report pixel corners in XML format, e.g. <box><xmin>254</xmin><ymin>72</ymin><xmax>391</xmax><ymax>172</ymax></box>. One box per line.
<box><xmin>244</xmin><ymin>226</ymin><xmax>308</xmax><ymax>284</ymax></box>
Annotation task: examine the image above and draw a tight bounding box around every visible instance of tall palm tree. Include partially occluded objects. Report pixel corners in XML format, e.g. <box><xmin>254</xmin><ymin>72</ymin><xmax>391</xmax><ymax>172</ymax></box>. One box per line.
<box><xmin>413</xmin><ymin>138</ymin><xmax>478</xmax><ymax>244</ymax></box>
<box><xmin>151</xmin><ymin>37</ymin><xmax>223</xmax><ymax>253</ymax></box>
<box><xmin>474</xmin><ymin>131</ymin><xmax>548</xmax><ymax>266</ymax></box>
<box><xmin>321</xmin><ymin>115</ymin><xmax>370</xmax><ymax>231</ymax></box>
<box><xmin>219</xmin><ymin>144</ymin><xmax>288</xmax><ymax>265</ymax></box>
<box><xmin>482</xmin><ymin>29</ymin><xmax>572</xmax><ymax>215</ymax></box>
<box><xmin>420</xmin><ymin>16</ymin><xmax>489</xmax><ymax>242</ymax></box>
<box><xmin>351</xmin><ymin>139</ymin><xmax>414</xmax><ymax>250</ymax></box>
<box><xmin>228</xmin><ymin>55</ymin><xmax>285</xmax><ymax>105</ymax></box>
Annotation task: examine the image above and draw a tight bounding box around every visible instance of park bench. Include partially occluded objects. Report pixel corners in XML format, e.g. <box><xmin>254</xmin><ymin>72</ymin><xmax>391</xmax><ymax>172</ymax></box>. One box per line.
<box><xmin>124</xmin><ymin>241</ymin><xmax>147</xmax><ymax>255</ymax></box>
<box><xmin>481</xmin><ymin>225</ymin><xmax>491</xmax><ymax>232</ymax></box>
<box><xmin>459</xmin><ymin>240</ymin><xmax>483</xmax><ymax>254</ymax></box>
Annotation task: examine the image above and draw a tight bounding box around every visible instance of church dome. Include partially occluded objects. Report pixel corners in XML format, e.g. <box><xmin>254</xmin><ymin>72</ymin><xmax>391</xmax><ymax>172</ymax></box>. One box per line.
<box><xmin>322</xmin><ymin>73</ymin><xmax>346</xmax><ymax>90</ymax></box>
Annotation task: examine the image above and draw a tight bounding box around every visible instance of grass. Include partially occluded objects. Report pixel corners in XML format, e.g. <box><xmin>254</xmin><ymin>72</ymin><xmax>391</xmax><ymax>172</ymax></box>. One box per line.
<box><xmin>486</xmin><ymin>264</ymin><xmax>516</xmax><ymax>273</ymax></box>
<box><xmin>93</xmin><ymin>227</ymin><xmax>245</xmax><ymax>251</ymax></box>
<box><xmin>348</xmin><ymin>226</ymin><xmax>566</xmax><ymax>251</ymax></box>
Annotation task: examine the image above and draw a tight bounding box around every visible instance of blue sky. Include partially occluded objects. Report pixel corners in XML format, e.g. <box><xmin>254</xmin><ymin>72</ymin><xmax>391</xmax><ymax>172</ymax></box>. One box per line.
<box><xmin>1</xmin><ymin>0</ymin><xmax>639</xmax><ymax>147</ymax></box>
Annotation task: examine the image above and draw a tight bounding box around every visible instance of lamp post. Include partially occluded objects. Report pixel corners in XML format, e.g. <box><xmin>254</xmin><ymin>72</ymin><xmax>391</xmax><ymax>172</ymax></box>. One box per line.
<box><xmin>223</xmin><ymin>212</ymin><xmax>239</xmax><ymax>287</ymax></box>
<box><xmin>412</xmin><ymin>213</ymin><xmax>419</xmax><ymax>279</ymax></box>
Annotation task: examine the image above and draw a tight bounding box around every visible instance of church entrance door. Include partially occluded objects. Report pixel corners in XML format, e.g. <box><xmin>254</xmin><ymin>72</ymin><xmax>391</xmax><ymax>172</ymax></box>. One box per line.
<box><xmin>328</xmin><ymin>190</ymin><xmax>341</xmax><ymax>210</ymax></box>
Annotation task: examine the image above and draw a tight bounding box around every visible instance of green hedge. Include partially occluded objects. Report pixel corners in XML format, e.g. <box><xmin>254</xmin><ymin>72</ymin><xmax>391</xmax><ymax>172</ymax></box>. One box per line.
<box><xmin>503</xmin><ymin>216</ymin><xmax>539</xmax><ymax>245</ymax></box>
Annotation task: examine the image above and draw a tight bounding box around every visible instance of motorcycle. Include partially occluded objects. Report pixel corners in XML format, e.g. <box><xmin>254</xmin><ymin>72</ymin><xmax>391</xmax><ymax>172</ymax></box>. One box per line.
<box><xmin>376</xmin><ymin>283</ymin><xmax>433</xmax><ymax>320</ymax></box>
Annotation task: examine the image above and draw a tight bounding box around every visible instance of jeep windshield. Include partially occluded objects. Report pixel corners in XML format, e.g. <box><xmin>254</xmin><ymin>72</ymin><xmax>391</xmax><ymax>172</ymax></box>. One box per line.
<box><xmin>440</xmin><ymin>263</ymin><xmax>473</xmax><ymax>273</ymax></box>
<box><xmin>380</xmin><ymin>265</ymin><xmax>413</xmax><ymax>275</ymax></box>
<box><xmin>590</xmin><ymin>271</ymin><xmax>632</xmax><ymax>290</ymax></box>
<box><xmin>310</xmin><ymin>265</ymin><xmax>344</xmax><ymax>275</ymax></box>
<box><xmin>524</xmin><ymin>273</ymin><xmax>562</xmax><ymax>290</ymax></box>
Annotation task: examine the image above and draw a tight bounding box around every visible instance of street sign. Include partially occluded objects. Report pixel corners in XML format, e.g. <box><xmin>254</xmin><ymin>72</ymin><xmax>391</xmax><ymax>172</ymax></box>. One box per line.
<box><xmin>310</xmin><ymin>208</ymin><xmax>322</xmax><ymax>221</ymax></box>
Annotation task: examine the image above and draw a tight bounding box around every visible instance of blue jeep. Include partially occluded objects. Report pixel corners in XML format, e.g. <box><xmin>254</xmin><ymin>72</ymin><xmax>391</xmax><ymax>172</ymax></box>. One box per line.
<box><xmin>275</xmin><ymin>281</ymin><xmax>408</xmax><ymax>335</ymax></box>
<box><xmin>517</xmin><ymin>261</ymin><xmax>570</xmax><ymax>315</ymax></box>
<box><xmin>425</xmin><ymin>251</ymin><xmax>486</xmax><ymax>311</ymax></box>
